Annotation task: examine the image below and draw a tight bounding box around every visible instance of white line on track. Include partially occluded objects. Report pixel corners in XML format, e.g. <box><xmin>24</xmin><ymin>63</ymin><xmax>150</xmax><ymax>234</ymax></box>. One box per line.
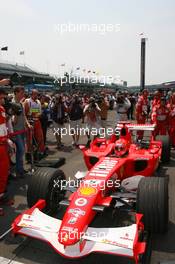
<box><xmin>0</xmin><ymin>257</ymin><xmax>25</xmax><ymax>264</ymax></box>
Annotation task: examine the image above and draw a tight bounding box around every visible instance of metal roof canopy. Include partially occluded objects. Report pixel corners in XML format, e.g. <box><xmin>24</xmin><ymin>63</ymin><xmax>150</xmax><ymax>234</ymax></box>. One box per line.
<box><xmin>0</xmin><ymin>62</ymin><xmax>53</xmax><ymax>81</ymax></box>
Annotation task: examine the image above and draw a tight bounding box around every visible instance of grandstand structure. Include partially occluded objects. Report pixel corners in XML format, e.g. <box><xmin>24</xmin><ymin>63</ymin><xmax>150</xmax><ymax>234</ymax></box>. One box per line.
<box><xmin>1</xmin><ymin>61</ymin><xmax>173</xmax><ymax>94</ymax></box>
<box><xmin>0</xmin><ymin>62</ymin><xmax>55</xmax><ymax>92</ymax></box>
<box><xmin>0</xmin><ymin>62</ymin><xmax>125</xmax><ymax>93</ymax></box>
<box><xmin>128</xmin><ymin>81</ymin><xmax>175</xmax><ymax>93</ymax></box>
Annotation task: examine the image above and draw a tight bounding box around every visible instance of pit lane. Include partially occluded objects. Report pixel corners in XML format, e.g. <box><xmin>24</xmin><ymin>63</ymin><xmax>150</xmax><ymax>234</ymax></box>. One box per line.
<box><xmin>0</xmin><ymin>111</ymin><xmax>175</xmax><ymax>264</ymax></box>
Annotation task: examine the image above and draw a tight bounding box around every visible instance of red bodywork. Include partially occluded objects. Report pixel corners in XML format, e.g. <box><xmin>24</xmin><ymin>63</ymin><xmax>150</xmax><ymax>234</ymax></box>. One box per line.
<box><xmin>82</xmin><ymin>124</ymin><xmax>161</xmax><ymax>175</ymax></box>
<box><xmin>12</xmin><ymin>123</ymin><xmax>161</xmax><ymax>263</ymax></box>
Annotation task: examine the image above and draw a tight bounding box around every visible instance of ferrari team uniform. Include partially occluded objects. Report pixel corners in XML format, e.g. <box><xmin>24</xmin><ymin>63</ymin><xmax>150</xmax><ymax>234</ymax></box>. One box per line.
<box><xmin>0</xmin><ymin>106</ymin><xmax>9</xmax><ymax>197</ymax></box>
<box><xmin>151</xmin><ymin>105</ymin><xmax>169</xmax><ymax>135</ymax></box>
<box><xmin>168</xmin><ymin>104</ymin><xmax>175</xmax><ymax>146</ymax></box>
<box><xmin>135</xmin><ymin>96</ymin><xmax>148</xmax><ymax>139</ymax></box>
<box><xmin>26</xmin><ymin>98</ymin><xmax>45</xmax><ymax>153</ymax></box>
<box><xmin>151</xmin><ymin>98</ymin><xmax>160</xmax><ymax>110</ymax></box>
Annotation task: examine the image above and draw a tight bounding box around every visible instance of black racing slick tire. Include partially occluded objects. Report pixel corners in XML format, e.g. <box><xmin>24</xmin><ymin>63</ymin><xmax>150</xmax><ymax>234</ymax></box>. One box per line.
<box><xmin>27</xmin><ymin>167</ymin><xmax>66</xmax><ymax>213</ymax></box>
<box><xmin>156</xmin><ymin>135</ymin><xmax>171</xmax><ymax>163</ymax></box>
<box><xmin>136</xmin><ymin>177</ymin><xmax>168</xmax><ymax>233</ymax></box>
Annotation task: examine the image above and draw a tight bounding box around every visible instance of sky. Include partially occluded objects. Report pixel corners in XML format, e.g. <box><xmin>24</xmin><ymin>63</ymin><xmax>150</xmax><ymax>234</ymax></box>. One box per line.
<box><xmin>0</xmin><ymin>0</ymin><xmax>174</xmax><ymax>86</ymax></box>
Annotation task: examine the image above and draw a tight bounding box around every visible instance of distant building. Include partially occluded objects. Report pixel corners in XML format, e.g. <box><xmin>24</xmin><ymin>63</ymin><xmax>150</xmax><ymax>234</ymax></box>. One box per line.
<box><xmin>162</xmin><ymin>81</ymin><xmax>175</xmax><ymax>90</ymax></box>
<box><xmin>0</xmin><ymin>62</ymin><xmax>128</xmax><ymax>93</ymax></box>
<box><xmin>0</xmin><ymin>62</ymin><xmax>55</xmax><ymax>91</ymax></box>
<box><xmin>128</xmin><ymin>82</ymin><xmax>175</xmax><ymax>93</ymax></box>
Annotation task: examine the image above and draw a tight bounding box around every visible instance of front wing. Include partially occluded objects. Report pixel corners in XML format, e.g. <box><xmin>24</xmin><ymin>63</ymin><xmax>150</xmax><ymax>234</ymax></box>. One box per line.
<box><xmin>12</xmin><ymin>200</ymin><xmax>146</xmax><ymax>263</ymax></box>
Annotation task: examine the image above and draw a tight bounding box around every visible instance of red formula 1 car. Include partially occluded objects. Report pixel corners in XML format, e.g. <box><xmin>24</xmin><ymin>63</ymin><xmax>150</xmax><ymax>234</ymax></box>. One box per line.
<box><xmin>11</xmin><ymin>123</ymin><xmax>169</xmax><ymax>264</ymax></box>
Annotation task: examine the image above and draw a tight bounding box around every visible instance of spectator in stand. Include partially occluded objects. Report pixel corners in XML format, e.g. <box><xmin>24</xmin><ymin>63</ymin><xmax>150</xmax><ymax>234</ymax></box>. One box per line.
<box><xmin>12</xmin><ymin>86</ymin><xmax>30</xmax><ymax>178</ymax></box>
<box><xmin>84</xmin><ymin>97</ymin><xmax>101</xmax><ymax>146</ymax></box>
<box><xmin>51</xmin><ymin>95</ymin><xmax>67</xmax><ymax>149</ymax></box>
<box><xmin>69</xmin><ymin>94</ymin><xmax>83</xmax><ymax>146</ymax></box>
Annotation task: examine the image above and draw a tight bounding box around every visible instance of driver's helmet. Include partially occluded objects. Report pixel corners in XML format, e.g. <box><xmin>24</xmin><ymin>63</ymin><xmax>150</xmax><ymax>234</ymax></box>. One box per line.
<box><xmin>114</xmin><ymin>139</ymin><xmax>129</xmax><ymax>157</ymax></box>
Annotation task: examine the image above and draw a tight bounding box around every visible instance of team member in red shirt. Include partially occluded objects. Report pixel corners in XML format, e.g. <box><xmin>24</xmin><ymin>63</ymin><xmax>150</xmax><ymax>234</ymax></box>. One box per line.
<box><xmin>151</xmin><ymin>97</ymin><xmax>169</xmax><ymax>136</ymax></box>
<box><xmin>135</xmin><ymin>89</ymin><xmax>149</xmax><ymax>139</ymax></box>
<box><xmin>0</xmin><ymin>89</ymin><xmax>10</xmax><ymax>206</ymax></box>
<box><xmin>151</xmin><ymin>90</ymin><xmax>162</xmax><ymax>110</ymax></box>
<box><xmin>168</xmin><ymin>92</ymin><xmax>175</xmax><ymax>147</ymax></box>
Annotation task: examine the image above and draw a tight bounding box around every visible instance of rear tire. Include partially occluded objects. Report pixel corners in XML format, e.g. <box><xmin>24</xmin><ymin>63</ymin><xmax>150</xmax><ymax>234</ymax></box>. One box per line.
<box><xmin>27</xmin><ymin>167</ymin><xmax>66</xmax><ymax>213</ymax></box>
<box><xmin>136</xmin><ymin>177</ymin><xmax>168</xmax><ymax>233</ymax></box>
<box><xmin>156</xmin><ymin>135</ymin><xmax>171</xmax><ymax>163</ymax></box>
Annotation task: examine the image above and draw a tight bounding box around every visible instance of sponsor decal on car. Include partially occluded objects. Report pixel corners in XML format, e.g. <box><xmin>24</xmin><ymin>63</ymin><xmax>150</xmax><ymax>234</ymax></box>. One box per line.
<box><xmin>120</xmin><ymin>233</ymin><xmax>133</xmax><ymax>242</ymax></box>
<box><xmin>68</xmin><ymin>208</ymin><xmax>85</xmax><ymax>218</ymax></box>
<box><xmin>88</xmin><ymin>158</ymin><xmax>118</xmax><ymax>178</ymax></box>
<box><xmin>135</xmin><ymin>158</ymin><xmax>149</xmax><ymax>160</ymax></box>
<box><xmin>75</xmin><ymin>197</ymin><xmax>87</xmax><ymax>207</ymax></box>
<box><xmin>44</xmin><ymin>226</ymin><xmax>52</xmax><ymax>230</ymax></box>
<box><xmin>61</xmin><ymin>227</ymin><xmax>79</xmax><ymax>235</ymax></box>
<box><xmin>62</xmin><ymin>233</ymin><xmax>69</xmax><ymax>242</ymax></box>
<box><xmin>101</xmin><ymin>239</ymin><xmax>129</xmax><ymax>249</ymax></box>
<box><xmin>21</xmin><ymin>214</ymin><xmax>33</xmax><ymax>222</ymax></box>
<box><xmin>84</xmin><ymin>179</ymin><xmax>103</xmax><ymax>185</ymax></box>
<box><xmin>79</xmin><ymin>186</ymin><xmax>97</xmax><ymax>196</ymax></box>
<box><xmin>62</xmin><ymin>226</ymin><xmax>74</xmax><ymax>232</ymax></box>
<box><xmin>18</xmin><ymin>214</ymin><xmax>35</xmax><ymax>227</ymax></box>
<box><xmin>18</xmin><ymin>223</ymin><xmax>28</xmax><ymax>227</ymax></box>
<box><xmin>68</xmin><ymin>217</ymin><xmax>77</xmax><ymax>224</ymax></box>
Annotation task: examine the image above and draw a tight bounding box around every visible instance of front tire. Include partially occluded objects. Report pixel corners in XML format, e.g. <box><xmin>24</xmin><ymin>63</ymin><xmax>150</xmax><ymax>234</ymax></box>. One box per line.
<box><xmin>136</xmin><ymin>177</ymin><xmax>168</xmax><ymax>233</ymax></box>
<box><xmin>27</xmin><ymin>167</ymin><xmax>66</xmax><ymax>213</ymax></box>
<box><xmin>156</xmin><ymin>135</ymin><xmax>171</xmax><ymax>163</ymax></box>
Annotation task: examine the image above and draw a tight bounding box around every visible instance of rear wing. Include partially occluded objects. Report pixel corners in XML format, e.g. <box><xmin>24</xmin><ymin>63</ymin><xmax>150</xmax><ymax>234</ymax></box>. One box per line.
<box><xmin>126</xmin><ymin>124</ymin><xmax>156</xmax><ymax>131</ymax></box>
<box><xmin>116</xmin><ymin>123</ymin><xmax>156</xmax><ymax>131</ymax></box>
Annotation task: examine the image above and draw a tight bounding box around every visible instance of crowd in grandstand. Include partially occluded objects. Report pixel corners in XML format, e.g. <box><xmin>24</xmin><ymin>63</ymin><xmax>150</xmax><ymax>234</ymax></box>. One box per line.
<box><xmin>0</xmin><ymin>77</ymin><xmax>175</xmax><ymax>215</ymax></box>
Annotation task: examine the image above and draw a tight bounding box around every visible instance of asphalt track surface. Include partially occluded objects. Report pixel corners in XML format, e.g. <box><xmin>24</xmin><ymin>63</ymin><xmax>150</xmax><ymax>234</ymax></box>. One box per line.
<box><xmin>0</xmin><ymin>111</ymin><xmax>175</xmax><ymax>264</ymax></box>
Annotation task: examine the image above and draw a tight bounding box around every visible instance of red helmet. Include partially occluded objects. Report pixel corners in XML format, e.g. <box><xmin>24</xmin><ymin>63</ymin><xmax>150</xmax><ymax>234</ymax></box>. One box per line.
<box><xmin>114</xmin><ymin>139</ymin><xmax>129</xmax><ymax>157</ymax></box>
